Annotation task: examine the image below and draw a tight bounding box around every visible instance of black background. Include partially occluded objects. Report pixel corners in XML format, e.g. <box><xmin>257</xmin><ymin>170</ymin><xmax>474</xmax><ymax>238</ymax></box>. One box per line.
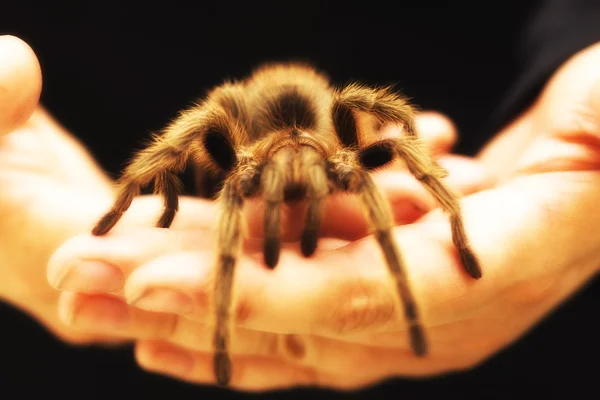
<box><xmin>0</xmin><ymin>2</ymin><xmax>598</xmax><ymax>398</ymax></box>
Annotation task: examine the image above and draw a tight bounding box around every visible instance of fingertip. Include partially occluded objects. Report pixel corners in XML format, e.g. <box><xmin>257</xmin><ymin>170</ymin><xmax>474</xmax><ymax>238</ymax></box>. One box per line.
<box><xmin>135</xmin><ymin>340</ymin><xmax>195</xmax><ymax>376</ymax></box>
<box><xmin>0</xmin><ymin>35</ymin><xmax>42</xmax><ymax>135</ymax></box>
<box><xmin>415</xmin><ymin>111</ymin><xmax>458</xmax><ymax>154</ymax></box>
<box><xmin>57</xmin><ymin>291</ymin><xmax>78</xmax><ymax>326</ymax></box>
<box><xmin>436</xmin><ymin>155</ymin><xmax>496</xmax><ymax>195</ymax></box>
<box><xmin>47</xmin><ymin>234</ymin><xmax>88</xmax><ymax>288</ymax></box>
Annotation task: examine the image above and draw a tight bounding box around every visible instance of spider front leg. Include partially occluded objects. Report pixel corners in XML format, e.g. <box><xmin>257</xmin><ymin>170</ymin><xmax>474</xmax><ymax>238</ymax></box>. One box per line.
<box><xmin>328</xmin><ymin>156</ymin><xmax>427</xmax><ymax>356</ymax></box>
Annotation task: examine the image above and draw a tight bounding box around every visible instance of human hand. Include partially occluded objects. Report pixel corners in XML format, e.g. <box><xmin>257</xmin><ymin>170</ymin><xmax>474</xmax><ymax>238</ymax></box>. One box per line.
<box><xmin>46</xmin><ymin>100</ymin><xmax>495</xmax><ymax>390</ymax></box>
<box><xmin>0</xmin><ymin>34</ymin><xmax>119</xmax><ymax>344</ymax></box>
<box><xmin>0</xmin><ymin>35</ymin><xmax>211</xmax><ymax>347</ymax></box>
<box><xmin>50</xmin><ymin>42</ymin><xmax>600</xmax><ymax>391</ymax></box>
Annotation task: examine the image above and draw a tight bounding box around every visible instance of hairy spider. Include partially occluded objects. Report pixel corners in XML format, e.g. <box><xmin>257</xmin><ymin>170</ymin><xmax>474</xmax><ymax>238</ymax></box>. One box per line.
<box><xmin>91</xmin><ymin>62</ymin><xmax>482</xmax><ymax>386</ymax></box>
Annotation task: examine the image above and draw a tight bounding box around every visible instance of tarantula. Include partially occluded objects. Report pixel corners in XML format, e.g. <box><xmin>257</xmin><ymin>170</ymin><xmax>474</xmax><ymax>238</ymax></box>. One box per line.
<box><xmin>91</xmin><ymin>62</ymin><xmax>482</xmax><ymax>386</ymax></box>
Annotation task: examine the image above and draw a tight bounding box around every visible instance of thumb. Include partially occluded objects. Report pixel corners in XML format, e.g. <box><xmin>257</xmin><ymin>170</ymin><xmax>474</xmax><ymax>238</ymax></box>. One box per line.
<box><xmin>533</xmin><ymin>42</ymin><xmax>600</xmax><ymax>138</ymax></box>
<box><xmin>514</xmin><ymin>42</ymin><xmax>600</xmax><ymax>176</ymax></box>
<box><xmin>0</xmin><ymin>35</ymin><xmax>42</xmax><ymax>136</ymax></box>
<box><xmin>479</xmin><ymin>42</ymin><xmax>600</xmax><ymax>178</ymax></box>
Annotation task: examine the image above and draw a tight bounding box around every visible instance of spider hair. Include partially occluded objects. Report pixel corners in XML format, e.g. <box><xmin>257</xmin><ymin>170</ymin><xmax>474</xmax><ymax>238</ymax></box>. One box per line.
<box><xmin>91</xmin><ymin>62</ymin><xmax>482</xmax><ymax>386</ymax></box>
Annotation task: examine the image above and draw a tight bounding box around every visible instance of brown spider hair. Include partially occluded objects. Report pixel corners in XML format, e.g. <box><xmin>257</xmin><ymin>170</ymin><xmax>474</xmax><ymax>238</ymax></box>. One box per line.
<box><xmin>91</xmin><ymin>62</ymin><xmax>482</xmax><ymax>386</ymax></box>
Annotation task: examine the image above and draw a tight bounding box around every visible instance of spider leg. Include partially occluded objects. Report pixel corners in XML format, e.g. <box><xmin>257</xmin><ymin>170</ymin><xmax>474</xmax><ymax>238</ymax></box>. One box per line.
<box><xmin>93</xmin><ymin>100</ymin><xmax>248</xmax><ymax>236</ymax></box>
<box><xmin>92</xmin><ymin>133</ymin><xmax>189</xmax><ymax>236</ymax></box>
<box><xmin>331</xmin><ymin>84</ymin><xmax>482</xmax><ymax>279</ymax></box>
<box><xmin>328</xmin><ymin>157</ymin><xmax>427</xmax><ymax>356</ymax></box>
<box><xmin>153</xmin><ymin>170</ymin><xmax>184</xmax><ymax>228</ymax></box>
<box><xmin>332</xmin><ymin>83</ymin><xmax>418</xmax><ymax>149</ymax></box>
<box><xmin>300</xmin><ymin>148</ymin><xmax>330</xmax><ymax>257</ymax></box>
<box><xmin>212</xmin><ymin>167</ymin><xmax>259</xmax><ymax>386</ymax></box>
<box><xmin>394</xmin><ymin>136</ymin><xmax>482</xmax><ymax>279</ymax></box>
<box><xmin>260</xmin><ymin>149</ymin><xmax>289</xmax><ymax>268</ymax></box>
<box><xmin>357</xmin><ymin>138</ymin><xmax>482</xmax><ymax>279</ymax></box>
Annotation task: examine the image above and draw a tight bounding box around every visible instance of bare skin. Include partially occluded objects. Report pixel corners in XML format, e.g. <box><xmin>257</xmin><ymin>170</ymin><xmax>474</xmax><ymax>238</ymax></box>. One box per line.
<box><xmin>47</xmin><ymin>42</ymin><xmax>600</xmax><ymax>391</ymax></box>
<box><xmin>0</xmin><ymin>34</ymin><xmax>487</xmax><ymax>375</ymax></box>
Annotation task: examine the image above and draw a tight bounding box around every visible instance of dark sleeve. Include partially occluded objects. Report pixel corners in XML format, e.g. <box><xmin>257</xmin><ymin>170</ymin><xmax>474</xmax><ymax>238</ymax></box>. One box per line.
<box><xmin>488</xmin><ymin>0</ymin><xmax>600</xmax><ymax>132</ymax></box>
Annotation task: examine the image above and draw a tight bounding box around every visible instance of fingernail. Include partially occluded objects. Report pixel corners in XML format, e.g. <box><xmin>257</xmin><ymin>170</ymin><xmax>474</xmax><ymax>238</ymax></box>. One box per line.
<box><xmin>67</xmin><ymin>296</ymin><xmax>130</xmax><ymax>330</ymax></box>
<box><xmin>129</xmin><ymin>288</ymin><xmax>194</xmax><ymax>314</ymax></box>
<box><xmin>148</xmin><ymin>348</ymin><xmax>194</xmax><ymax>375</ymax></box>
<box><xmin>55</xmin><ymin>260</ymin><xmax>124</xmax><ymax>293</ymax></box>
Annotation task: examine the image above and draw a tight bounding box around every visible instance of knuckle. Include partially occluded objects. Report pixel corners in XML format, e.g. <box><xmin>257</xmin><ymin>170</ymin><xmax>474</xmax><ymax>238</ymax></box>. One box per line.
<box><xmin>505</xmin><ymin>274</ymin><xmax>557</xmax><ymax>308</ymax></box>
<box><xmin>234</xmin><ymin>294</ymin><xmax>255</xmax><ymax>325</ymax></box>
<box><xmin>257</xmin><ymin>332</ymin><xmax>281</xmax><ymax>358</ymax></box>
<box><xmin>319</xmin><ymin>278</ymin><xmax>397</xmax><ymax>335</ymax></box>
<box><xmin>293</xmin><ymin>366</ymin><xmax>320</xmax><ymax>388</ymax></box>
<box><xmin>183</xmin><ymin>260</ymin><xmax>256</xmax><ymax>327</ymax></box>
<box><xmin>161</xmin><ymin>313</ymin><xmax>182</xmax><ymax>340</ymax></box>
<box><xmin>163</xmin><ymin>317</ymin><xmax>208</xmax><ymax>351</ymax></box>
<box><xmin>278</xmin><ymin>334</ymin><xmax>308</xmax><ymax>362</ymax></box>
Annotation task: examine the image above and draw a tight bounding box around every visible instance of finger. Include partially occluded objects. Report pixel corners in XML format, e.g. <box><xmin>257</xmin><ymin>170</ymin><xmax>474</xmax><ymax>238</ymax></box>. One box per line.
<box><xmin>478</xmin><ymin>42</ymin><xmax>600</xmax><ymax>181</ymax></box>
<box><xmin>48</xmin><ymin>153</ymin><xmax>491</xmax><ymax>292</ymax></box>
<box><xmin>58</xmin><ymin>275</ymin><xmax>422</xmax><ymax>353</ymax></box>
<box><xmin>52</xmin><ymin>179</ymin><xmax>506</xmax><ymax>340</ymax></box>
<box><xmin>47</xmin><ymin>191</ymin><xmax>241</xmax><ymax>293</ymax></box>
<box><xmin>509</xmin><ymin>48</ymin><xmax>600</xmax><ymax>177</ymax></box>
<box><xmin>242</xmin><ymin>156</ymin><xmax>493</xmax><ymax>242</ymax></box>
<box><xmin>435</xmin><ymin>154</ymin><xmax>495</xmax><ymax>195</ymax></box>
<box><xmin>414</xmin><ymin>111</ymin><xmax>458</xmax><ymax>154</ymax></box>
<box><xmin>51</xmin><ymin>218</ymin><xmax>480</xmax><ymax>339</ymax></box>
<box><xmin>134</xmin><ymin>337</ymin><xmax>459</xmax><ymax>393</ymax></box>
<box><xmin>89</xmin><ymin>291</ymin><xmax>464</xmax><ymax>376</ymax></box>
<box><xmin>120</xmin><ymin>248</ymin><xmax>415</xmax><ymax>336</ymax></box>
<box><xmin>52</xmin><ymin>292</ymin><xmax>132</xmax><ymax>346</ymax></box>
<box><xmin>134</xmin><ymin>341</ymin><xmax>358</xmax><ymax>392</ymax></box>
<box><xmin>242</xmin><ymin>170</ymin><xmax>437</xmax><ymax>243</ymax></box>
<box><xmin>58</xmin><ymin>290</ymin><xmax>410</xmax><ymax>360</ymax></box>
<box><xmin>0</xmin><ymin>35</ymin><xmax>42</xmax><ymax>135</ymax></box>
<box><xmin>58</xmin><ymin>291</ymin><xmax>177</xmax><ymax>340</ymax></box>
<box><xmin>57</xmin><ymin>272</ymin><xmax>487</xmax><ymax>357</ymax></box>
<box><xmin>135</xmin><ymin>340</ymin><xmax>320</xmax><ymax>392</ymax></box>
<box><xmin>54</xmin><ymin>170</ymin><xmax>594</xmax><ymax>351</ymax></box>
<box><xmin>59</xmin><ymin>290</ymin><xmax>478</xmax><ymax>380</ymax></box>
<box><xmin>51</xmin><ymin>111</ymin><xmax>475</xmax><ymax>249</ymax></box>
<box><xmin>125</xmin><ymin>170</ymin><xmax>600</xmax><ymax>335</ymax></box>
<box><xmin>379</xmin><ymin>111</ymin><xmax>457</xmax><ymax>154</ymax></box>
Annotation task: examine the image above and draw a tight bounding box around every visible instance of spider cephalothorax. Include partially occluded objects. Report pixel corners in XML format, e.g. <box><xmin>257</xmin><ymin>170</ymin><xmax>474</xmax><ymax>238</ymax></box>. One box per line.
<box><xmin>91</xmin><ymin>62</ymin><xmax>482</xmax><ymax>386</ymax></box>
